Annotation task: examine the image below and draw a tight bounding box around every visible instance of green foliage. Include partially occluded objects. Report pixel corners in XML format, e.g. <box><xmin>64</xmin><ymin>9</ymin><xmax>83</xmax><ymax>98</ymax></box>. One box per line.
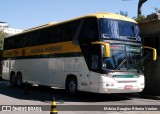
<box><xmin>133</xmin><ymin>14</ymin><xmax>146</xmax><ymax>20</ymax></box>
<box><xmin>117</xmin><ymin>11</ymin><xmax>128</xmax><ymax>17</ymax></box>
<box><xmin>0</xmin><ymin>31</ymin><xmax>7</xmax><ymax>49</ymax></box>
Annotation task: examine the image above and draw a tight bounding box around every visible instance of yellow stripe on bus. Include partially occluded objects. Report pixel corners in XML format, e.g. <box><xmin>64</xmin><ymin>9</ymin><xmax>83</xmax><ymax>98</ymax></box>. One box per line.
<box><xmin>3</xmin><ymin>41</ymin><xmax>81</xmax><ymax>58</ymax></box>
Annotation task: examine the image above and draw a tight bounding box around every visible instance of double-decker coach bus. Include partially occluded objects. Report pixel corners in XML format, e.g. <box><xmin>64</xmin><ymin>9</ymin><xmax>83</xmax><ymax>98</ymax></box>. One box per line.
<box><xmin>2</xmin><ymin>12</ymin><xmax>156</xmax><ymax>95</ymax></box>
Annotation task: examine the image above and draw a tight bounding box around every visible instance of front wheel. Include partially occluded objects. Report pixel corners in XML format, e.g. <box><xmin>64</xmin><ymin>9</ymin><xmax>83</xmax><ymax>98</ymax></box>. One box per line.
<box><xmin>66</xmin><ymin>78</ymin><xmax>78</xmax><ymax>96</ymax></box>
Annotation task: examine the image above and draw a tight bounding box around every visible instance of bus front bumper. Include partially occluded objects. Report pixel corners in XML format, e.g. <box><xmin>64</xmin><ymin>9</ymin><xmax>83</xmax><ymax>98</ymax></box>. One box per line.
<box><xmin>98</xmin><ymin>82</ymin><xmax>144</xmax><ymax>93</ymax></box>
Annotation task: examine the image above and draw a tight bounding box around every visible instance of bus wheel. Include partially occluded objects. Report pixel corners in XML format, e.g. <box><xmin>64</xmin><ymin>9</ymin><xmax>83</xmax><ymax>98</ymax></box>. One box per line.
<box><xmin>16</xmin><ymin>73</ymin><xmax>22</xmax><ymax>87</ymax></box>
<box><xmin>10</xmin><ymin>73</ymin><xmax>16</xmax><ymax>87</ymax></box>
<box><xmin>66</xmin><ymin>78</ymin><xmax>77</xmax><ymax>96</ymax></box>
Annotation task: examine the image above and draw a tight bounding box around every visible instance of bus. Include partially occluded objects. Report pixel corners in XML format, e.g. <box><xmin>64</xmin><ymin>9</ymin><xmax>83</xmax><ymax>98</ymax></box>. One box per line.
<box><xmin>2</xmin><ymin>12</ymin><xmax>156</xmax><ymax>95</ymax></box>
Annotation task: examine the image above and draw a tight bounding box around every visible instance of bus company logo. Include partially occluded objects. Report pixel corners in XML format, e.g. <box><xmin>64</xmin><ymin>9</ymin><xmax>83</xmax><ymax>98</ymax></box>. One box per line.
<box><xmin>31</xmin><ymin>46</ymin><xmax>62</xmax><ymax>54</ymax></box>
<box><xmin>14</xmin><ymin>50</ymin><xmax>18</xmax><ymax>55</ymax></box>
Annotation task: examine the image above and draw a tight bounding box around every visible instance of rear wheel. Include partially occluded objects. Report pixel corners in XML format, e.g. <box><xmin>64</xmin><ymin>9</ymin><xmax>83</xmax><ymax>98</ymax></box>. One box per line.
<box><xmin>66</xmin><ymin>78</ymin><xmax>78</xmax><ymax>96</ymax></box>
<box><xmin>10</xmin><ymin>73</ymin><xmax>16</xmax><ymax>87</ymax></box>
<box><xmin>16</xmin><ymin>73</ymin><xmax>22</xmax><ymax>87</ymax></box>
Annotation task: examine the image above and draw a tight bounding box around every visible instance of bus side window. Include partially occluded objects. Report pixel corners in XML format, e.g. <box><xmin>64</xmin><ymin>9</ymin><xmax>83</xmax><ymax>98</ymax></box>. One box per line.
<box><xmin>62</xmin><ymin>23</ymin><xmax>72</xmax><ymax>41</ymax></box>
<box><xmin>91</xmin><ymin>55</ymin><xmax>99</xmax><ymax>70</ymax></box>
<box><xmin>79</xmin><ymin>18</ymin><xmax>99</xmax><ymax>41</ymax></box>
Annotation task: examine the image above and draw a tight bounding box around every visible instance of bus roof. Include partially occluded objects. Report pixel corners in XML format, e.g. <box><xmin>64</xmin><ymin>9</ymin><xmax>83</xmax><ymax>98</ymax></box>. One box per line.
<box><xmin>24</xmin><ymin>22</ymin><xmax>57</xmax><ymax>32</ymax></box>
<box><xmin>5</xmin><ymin>12</ymin><xmax>137</xmax><ymax>38</ymax></box>
<box><xmin>87</xmin><ymin>12</ymin><xmax>137</xmax><ymax>23</ymax></box>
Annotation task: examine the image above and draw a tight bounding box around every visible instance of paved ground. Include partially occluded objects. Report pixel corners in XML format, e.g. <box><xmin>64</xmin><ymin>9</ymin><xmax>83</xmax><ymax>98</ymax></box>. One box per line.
<box><xmin>0</xmin><ymin>80</ymin><xmax>160</xmax><ymax>114</ymax></box>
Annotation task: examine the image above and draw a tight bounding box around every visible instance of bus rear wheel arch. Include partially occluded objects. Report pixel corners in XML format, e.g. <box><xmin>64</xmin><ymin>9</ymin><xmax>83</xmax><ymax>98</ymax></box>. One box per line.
<box><xmin>65</xmin><ymin>75</ymin><xmax>78</xmax><ymax>96</ymax></box>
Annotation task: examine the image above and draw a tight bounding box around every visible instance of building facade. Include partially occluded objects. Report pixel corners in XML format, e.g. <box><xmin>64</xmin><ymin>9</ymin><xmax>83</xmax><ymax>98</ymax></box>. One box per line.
<box><xmin>0</xmin><ymin>22</ymin><xmax>23</xmax><ymax>35</ymax></box>
<box><xmin>137</xmin><ymin>13</ymin><xmax>160</xmax><ymax>95</ymax></box>
<box><xmin>3</xmin><ymin>28</ymin><xmax>23</xmax><ymax>35</ymax></box>
<box><xmin>0</xmin><ymin>22</ymin><xmax>9</xmax><ymax>30</ymax></box>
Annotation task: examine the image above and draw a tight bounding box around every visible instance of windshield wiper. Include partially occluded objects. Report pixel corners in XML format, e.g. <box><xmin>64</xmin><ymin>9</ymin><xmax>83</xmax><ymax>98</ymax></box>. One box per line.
<box><xmin>101</xmin><ymin>34</ymin><xmax>110</xmax><ymax>38</ymax></box>
<box><xmin>115</xmin><ymin>59</ymin><xmax>127</xmax><ymax>70</ymax></box>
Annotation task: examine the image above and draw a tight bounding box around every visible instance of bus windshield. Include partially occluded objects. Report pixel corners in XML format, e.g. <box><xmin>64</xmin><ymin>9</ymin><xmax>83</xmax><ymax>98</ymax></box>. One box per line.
<box><xmin>99</xmin><ymin>18</ymin><xmax>141</xmax><ymax>42</ymax></box>
<box><xmin>102</xmin><ymin>45</ymin><xmax>143</xmax><ymax>72</ymax></box>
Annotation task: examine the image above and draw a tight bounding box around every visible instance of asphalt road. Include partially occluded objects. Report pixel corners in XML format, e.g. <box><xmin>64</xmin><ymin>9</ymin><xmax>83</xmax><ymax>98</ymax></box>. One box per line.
<box><xmin>0</xmin><ymin>80</ymin><xmax>160</xmax><ymax>114</ymax></box>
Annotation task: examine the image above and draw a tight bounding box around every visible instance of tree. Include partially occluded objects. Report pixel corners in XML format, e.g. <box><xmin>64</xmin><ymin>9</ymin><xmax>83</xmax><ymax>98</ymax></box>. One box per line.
<box><xmin>138</xmin><ymin>0</ymin><xmax>147</xmax><ymax>18</ymax></box>
<box><xmin>119</xmin><ymin>11</ymin><xmax>128</xmax><ymax>17</ymax></box>
<box><xmin>0</xmin><ymin>31</ymin><xmax>7</xmax><ymax>49</ymax></box>
<box><xmin>133</xmin><ymin>14</ymin><xmax>146</xmax><ymax>20</ymax></box>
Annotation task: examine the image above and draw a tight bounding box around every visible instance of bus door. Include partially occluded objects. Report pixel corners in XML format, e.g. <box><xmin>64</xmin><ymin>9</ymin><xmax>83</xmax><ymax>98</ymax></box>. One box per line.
<box><xmin>77</xmin><ymin>44</ymin><xmax>101</xmax><ymax>92</ymax></box>
<box><xmin>78</xmin><ymin>17</ymin><xmax>100</xmax><ymax>91</ymax></box>
<box><xmin>89</xmin><ymin>44</ymin><xmax>101</xmax><ymax>92</ymax></box>
<box><xmin>78</xmin><ymin>39</ymin><xmax>90</xmax><ymax>91</ymax></box>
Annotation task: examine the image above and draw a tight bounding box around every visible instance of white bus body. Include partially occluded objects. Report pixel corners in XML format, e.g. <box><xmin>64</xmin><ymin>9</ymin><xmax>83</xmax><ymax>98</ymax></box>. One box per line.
<box><xmin>2</xmin><ymin>57</ymin><xmax>144</xmax><ymax>93</ymax></box>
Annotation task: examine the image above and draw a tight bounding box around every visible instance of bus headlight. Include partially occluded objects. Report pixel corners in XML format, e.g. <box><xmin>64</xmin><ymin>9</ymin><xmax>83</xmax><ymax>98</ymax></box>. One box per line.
<box><xmin>106</xmin><ymin>83</ymin><xmax>110</xmax><ymax>86</ymax></box>
<box><xmin>106</xmin><ymin>83</ymin><xmax>114</xmax><ymax>87</ymax></box>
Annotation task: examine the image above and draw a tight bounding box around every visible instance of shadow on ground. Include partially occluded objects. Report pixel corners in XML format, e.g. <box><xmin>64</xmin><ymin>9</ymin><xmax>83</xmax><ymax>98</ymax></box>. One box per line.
<box><xmin>0</xmin><ymin>80</ymin><xmax>150</xmax><ymax>104</ymax></box>
<box><xmin>132</xmin><ymin>93</ymin><xmax>160</xmax><ymax>100</ymax></box>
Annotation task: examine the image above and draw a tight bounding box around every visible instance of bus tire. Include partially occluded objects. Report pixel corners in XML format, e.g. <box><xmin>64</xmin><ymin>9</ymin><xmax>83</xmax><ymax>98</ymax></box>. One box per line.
<box><xmin>66</xmin><ymin>77</ymin><xmax>78</xmax><ymax>96</ymax></box>
<box><xmin>10</xmin><ymin>72</ymin><xmax>16</xmax><ymax>87</ymax></box>
<box><xmin>16</xmin><ymin>73</ymin><xmax>23</xmax><ymax>87</ymax></box>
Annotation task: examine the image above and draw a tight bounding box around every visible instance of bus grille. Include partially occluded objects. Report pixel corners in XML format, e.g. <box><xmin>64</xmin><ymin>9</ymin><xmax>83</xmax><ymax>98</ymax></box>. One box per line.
<box><xmin>118</xmin><ymin>81</ymin><xmax>137</xmax><ymax>83</ymax></box>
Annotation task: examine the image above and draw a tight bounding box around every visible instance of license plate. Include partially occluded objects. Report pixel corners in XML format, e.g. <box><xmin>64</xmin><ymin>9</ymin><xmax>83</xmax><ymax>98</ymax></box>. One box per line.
<box><xmin>125</xmin><ymin>85</ymin><xmax>132</xmax><ymax>89</ymax></box>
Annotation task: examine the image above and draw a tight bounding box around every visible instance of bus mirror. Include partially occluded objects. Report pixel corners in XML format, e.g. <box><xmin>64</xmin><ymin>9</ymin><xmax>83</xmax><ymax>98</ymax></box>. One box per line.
<box><xmin>91</xmin><ymin>41</ymin><xmax>110</xmax><ymax>57</ymax></box>
<box><xmin>153</xmin><ymin>49</ymin><xmax>157</xmax><ymax>61</ymax></box>
<box><xmin>143</xmin><ymin>46</ymin><xmax>157</xmax><ymax>61</ymax></box>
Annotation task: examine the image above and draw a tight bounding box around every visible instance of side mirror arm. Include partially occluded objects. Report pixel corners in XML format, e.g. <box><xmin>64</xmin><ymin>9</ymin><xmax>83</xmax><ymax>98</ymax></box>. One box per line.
<box><xmin>91</xmin><ymin>41</ymin><xmax>110</xmax><ymax>58</ymax></box>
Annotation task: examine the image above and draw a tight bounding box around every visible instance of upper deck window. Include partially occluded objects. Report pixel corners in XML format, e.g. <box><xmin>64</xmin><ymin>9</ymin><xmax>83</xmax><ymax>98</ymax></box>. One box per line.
<box><xmin>99</xmin><ymin>18</ymin><xmax>141</xmax><ymax>42</ymax></box>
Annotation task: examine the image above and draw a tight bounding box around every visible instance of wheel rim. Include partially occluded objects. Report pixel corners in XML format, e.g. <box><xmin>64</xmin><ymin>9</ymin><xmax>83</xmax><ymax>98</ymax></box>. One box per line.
<box><xmin>69</xmin><ymin>81</ymin><xmax>76</xmax><ymax>93</ymax></box>
<box><xmin>17</xmin><ymin>78</ymin><xmax>21</xmax><ymax>86</ymax></box>
<box><xmin>11</xmin><ymin>75</ymin><xmax>15</xmax><ymax>85</ymax></box>
<box><xmin>16</xmin><ymin>74</ymin><xmax>22</xmax><ymax>87</ymax></box>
